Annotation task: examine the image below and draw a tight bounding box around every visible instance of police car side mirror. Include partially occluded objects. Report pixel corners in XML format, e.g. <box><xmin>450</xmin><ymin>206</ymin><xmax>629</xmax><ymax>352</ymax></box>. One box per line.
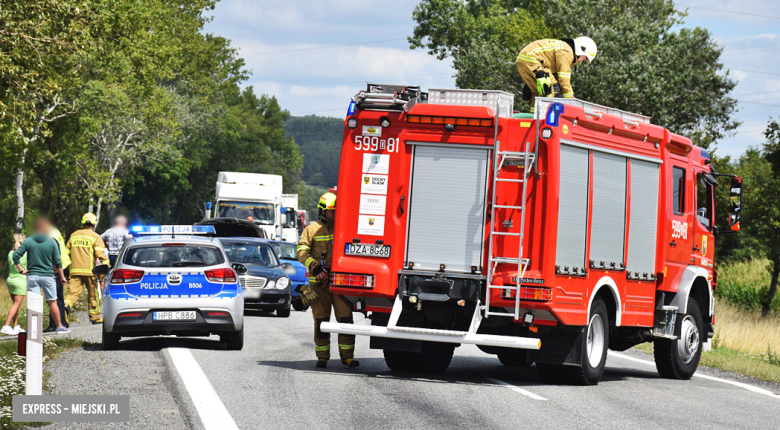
<box><xmin>93</xmin><ymin>264</ymin><xmax>110</xmax><ymax>276</ymax></box>
<box><xmin>232</xmin><ymin>263</ymin><xmax>248</xmax><ymax>274</ymax></box>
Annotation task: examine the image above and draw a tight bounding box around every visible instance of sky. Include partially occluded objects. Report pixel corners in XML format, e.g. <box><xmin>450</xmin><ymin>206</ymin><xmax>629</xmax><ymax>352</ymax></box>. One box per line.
<box><xmin>202</xmin><ymin>0</ymin><xmax>780</xmax><ymax>158</ymax></box>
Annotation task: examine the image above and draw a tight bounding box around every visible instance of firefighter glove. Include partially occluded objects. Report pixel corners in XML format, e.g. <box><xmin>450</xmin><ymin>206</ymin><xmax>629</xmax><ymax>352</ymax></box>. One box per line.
<box><xmin>535</xmin><ymin>70</ymin><xmax>552</xmax><ymax>97</ymax></box>
<box><xmin>298</xmin><ymin>284</ymin><xmax>318</xmax><ymax>306</ymax></box>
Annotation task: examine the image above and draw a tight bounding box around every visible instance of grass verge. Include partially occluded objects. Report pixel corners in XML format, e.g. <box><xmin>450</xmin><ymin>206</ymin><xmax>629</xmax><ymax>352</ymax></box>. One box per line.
<box><xmin>0</xmin><ymin>336</ymin><xmax>89</xmax><ymax>428</ymax></box>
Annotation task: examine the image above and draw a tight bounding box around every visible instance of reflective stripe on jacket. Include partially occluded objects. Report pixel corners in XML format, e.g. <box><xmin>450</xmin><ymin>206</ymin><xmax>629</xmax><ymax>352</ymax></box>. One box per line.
<box><xmin>49</xmin><ymin>228</ymin><xmax>70</xmax><ymax>269</ymax></box>
<box><xmin>296</xmin><ymin>218</ymin><xmax>333</xmax><ymax>284</ymax></box>
<box><xmin>66</xmin><ymin>228</ymin><xmax>109</xmax><ymax>275</ymax></box>
<box><xmin>517</xmin><ymin>39</ymin><xmax>576</xmax><ymax>98</ymax></box>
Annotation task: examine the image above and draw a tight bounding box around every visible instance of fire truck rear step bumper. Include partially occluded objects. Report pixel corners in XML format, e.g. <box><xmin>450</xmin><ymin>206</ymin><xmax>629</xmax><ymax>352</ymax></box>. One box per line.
<box><xmin>319</xmin><ymin>322</ymin><xmax>541</xmax><ymax>350</ymax></box>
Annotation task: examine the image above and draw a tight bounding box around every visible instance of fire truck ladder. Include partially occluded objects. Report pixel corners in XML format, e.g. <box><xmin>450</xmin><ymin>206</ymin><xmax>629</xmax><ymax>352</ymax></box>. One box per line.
<box><xmin>484</xmin><ymin>140</ymin><xmax>535</xmax><ymax>320</ymax></box>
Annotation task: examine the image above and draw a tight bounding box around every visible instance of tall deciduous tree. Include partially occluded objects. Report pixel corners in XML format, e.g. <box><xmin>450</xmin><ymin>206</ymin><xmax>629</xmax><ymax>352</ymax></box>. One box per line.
<box><xmin>409</xmin><ymin>0</ymin><xmax>739</xmax><ymax>147</ymax></box>
<box><xmin>755</xmin><ymin>121</ymin><xmax>780</xmax><ymax>316</ymax></box>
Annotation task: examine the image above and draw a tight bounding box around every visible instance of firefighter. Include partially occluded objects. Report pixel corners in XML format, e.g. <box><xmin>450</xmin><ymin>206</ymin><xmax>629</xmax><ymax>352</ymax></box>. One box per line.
<box><xmin>296</xmin><ymin>192</ymin><xmax>359</xmax><ymax>369</ymax></box>
<box><xmin>515</xmin><ymin>37</ymin><xmax>597</xmax><ymax>113</ymax></box>
<box><xmin>64</xmin><ymin>213</ymin><xmax>110</xmax><ymax>324</ymax></box>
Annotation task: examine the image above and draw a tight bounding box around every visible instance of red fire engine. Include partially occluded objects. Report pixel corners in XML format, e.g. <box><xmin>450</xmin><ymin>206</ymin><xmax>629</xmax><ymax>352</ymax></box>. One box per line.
<box><xmin>321</xmin><ymin>84</ymin><xmax>743</xmax><ymax>385</ymax></box>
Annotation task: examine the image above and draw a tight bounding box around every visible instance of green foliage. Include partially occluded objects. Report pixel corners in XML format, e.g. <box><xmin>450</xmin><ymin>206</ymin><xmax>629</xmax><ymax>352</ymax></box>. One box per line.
<box><xmin>285</xmin><ymin>115</ymin><xmax>344</xmax><ymax>188</ymax></box>
<box><xmin>410</xmin><ymin>0</ymin><xmax>739</xmax><ymax>145</ymax></box>
<box><xmin>715</xmin><ymin>259</ymin><xmax>780</xmax><ymax>313</ymax></box>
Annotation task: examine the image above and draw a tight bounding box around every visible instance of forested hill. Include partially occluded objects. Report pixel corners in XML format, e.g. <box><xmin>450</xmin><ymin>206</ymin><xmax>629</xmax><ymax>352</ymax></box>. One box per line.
<box><xmin>285</xmin><ymin>115</ymin><xmax>344</xmax><ymax>188</ymax></box>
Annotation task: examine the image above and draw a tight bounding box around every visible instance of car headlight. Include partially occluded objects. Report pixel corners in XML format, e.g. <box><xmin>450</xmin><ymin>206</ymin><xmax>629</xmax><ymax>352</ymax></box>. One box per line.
<box><xmin>265</xmin><ymin>280</ymin><xmax>275</xmax><ymax>290</ymax></box>
<box><xmin>276</xmin><ymin>277</ymin><xmax>289</xmax><ymax>290</ymax></box>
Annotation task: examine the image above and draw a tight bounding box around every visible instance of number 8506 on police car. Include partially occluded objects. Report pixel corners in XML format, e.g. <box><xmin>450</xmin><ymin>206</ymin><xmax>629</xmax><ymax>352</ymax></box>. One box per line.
<box><xmin>345</xmin><ymin>243</ymin><xmax>391</xmax><ymax>257</ymax></box>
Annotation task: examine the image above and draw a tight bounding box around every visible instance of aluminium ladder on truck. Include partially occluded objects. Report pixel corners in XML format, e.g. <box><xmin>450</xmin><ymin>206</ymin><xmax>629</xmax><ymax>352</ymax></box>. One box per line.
<box><xmin>484</xmin><ymin>117</ymin><xmax>535</xmax><ymax>321</ymax></box>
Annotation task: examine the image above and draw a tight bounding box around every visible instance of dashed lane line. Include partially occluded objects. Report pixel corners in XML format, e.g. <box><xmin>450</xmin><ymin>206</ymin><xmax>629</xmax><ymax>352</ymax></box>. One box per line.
<box><xmin>168</xmin><ymin>347</ymin><xmax>240</xmax><ymax>429</ymax></box>
<box><xmin>486</xmin><ymin>377</ymin><xmax>548</xmax><ymax>401</ymax></box>
<box><xmin>608</xmin><ymin>351</ymin><xmax>780</xmax><ymax>400</ymax></box>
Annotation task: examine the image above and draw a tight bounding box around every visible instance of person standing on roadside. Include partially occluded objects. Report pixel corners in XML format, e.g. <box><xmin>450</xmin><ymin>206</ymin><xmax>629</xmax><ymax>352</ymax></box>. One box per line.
<box><xmin>2</xmin><ymin>234</ymin><xmax>28</xmax><ymax>335</ymax></box>
<box><xmin>101</xmin><ymin>215</ymin><xmax>131</xmax><ymax>268</ymax></box>
<box><xmin>65</xmin><ymin>213</ymin><xmax>109</xmax><ymax>324</ymax></box>
<box><xmin>46</xmin><ymin>220</ymin><xmax>70</xmax><ymax>332</ymax></box>
<box><xmin>12</xmin><ymin>217</ymin><xmax>70</xmax><ymax>334</ymax></box>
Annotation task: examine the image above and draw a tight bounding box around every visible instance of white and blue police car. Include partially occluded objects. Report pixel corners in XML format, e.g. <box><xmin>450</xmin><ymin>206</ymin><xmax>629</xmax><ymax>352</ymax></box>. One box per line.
<box><xmin>95</xmin><ymin>225</ymin><xmax>244</xmax><ymax>350</ymax></box>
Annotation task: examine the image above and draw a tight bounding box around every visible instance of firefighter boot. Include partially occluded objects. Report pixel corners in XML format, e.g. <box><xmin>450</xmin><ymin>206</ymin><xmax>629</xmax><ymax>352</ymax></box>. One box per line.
<box><xmin>341</xmin><ymin>358</ymin><xmax>360</xmax><ymax>368</ymax></box>
<box><xmin>316</xmin><ymin>359</ymin><xmax>328</xmax><ymax>368</ymax></box>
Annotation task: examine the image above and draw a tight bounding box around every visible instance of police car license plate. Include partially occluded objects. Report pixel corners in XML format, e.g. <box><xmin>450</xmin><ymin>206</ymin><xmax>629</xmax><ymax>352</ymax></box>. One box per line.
<box><xmin>153</xmin><ymin>311</ymin><xmax>196</xmax><ymax>321</ymax></box>
<box><xmin>345</xmin><ymin>243</ymin><xmax>391</xmax><ymax>258</ymax></box>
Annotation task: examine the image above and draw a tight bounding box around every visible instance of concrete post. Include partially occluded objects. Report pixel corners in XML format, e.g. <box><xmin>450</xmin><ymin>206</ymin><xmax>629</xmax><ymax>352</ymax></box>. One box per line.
<box><xmin>25</xmin><ymin>291</ymin><xmax>43</xmax><ymax>395</ymax></box>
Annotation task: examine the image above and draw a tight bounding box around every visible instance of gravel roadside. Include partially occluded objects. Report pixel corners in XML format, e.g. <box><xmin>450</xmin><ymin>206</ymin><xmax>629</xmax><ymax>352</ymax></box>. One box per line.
<box><xmin>41</xmin><ymin>311</ymin><xmax>189</xmax><ymax>429</ymax></box>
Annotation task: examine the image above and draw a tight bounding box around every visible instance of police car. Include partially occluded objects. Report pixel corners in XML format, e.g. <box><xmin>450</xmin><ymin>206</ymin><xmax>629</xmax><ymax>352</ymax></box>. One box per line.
<box><xmin>95</xmin><ymin>225</ymin><xmax>244</xmax><ymax>350</ymax></box>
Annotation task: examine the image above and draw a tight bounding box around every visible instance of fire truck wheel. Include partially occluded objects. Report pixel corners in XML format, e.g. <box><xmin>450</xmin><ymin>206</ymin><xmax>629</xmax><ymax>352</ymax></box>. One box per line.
<box><xmin>497</xmin><ymin>349</ymin><xmax>533</xmax><ymax>367</ymax></box>
<box><xmin>419</xmin><ymin>342</ymin><xmax>455</xmax><ymax>373</ymax></box>
<box><xmin>383</xmin><ymin>350</ymin><xmax>417</xmax><ymax>372</ymax></box>
<box><xmin>654</xmin><ymin>299</ymin><xmax>703</xmax><ymax>380</ymax></box>
<box><xmin>561</xmin><ymin>297</ymin><xmax>610</xmax><ymax>385</ymax></box>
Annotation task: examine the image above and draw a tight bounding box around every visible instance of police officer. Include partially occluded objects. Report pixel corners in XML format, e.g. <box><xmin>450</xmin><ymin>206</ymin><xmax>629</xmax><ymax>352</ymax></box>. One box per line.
<box><xmin>516</xmin><ymin>37</ymin><xmax>597</xmax><ymax>113</ymax></box>
<box><xmin>296</xmin><ymin>193</ymin><xmax>358</xmax><ymax>369</ymax></box>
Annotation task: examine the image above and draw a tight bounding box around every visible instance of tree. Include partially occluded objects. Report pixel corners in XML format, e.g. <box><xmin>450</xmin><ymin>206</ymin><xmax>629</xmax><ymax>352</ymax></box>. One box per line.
<box><xmin>409</xmin><ymin>0</ymin><xmax>740</xmax><ymax>148</ymax></box>
<box><xmin>755</xmin><ymin>120</ymin><xmax>780</xmax><ymax>316</ymax></box>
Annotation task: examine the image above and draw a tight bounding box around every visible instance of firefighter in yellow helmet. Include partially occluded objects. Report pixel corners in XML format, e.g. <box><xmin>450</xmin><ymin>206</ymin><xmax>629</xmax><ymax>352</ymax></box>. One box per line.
<box><xmin>515</xmin><ymin>37</ymin><xmax>597</xmax><ymax>113</ymax></box>
<box><xmin>64</xmin><ymin>213</ymin><xmax>109</xmax><ymax>324</ymax></box>
<box><xmin>296</xmin><ymin>192</ymin><xmax>358</xmax><ymax>368</ymax></box>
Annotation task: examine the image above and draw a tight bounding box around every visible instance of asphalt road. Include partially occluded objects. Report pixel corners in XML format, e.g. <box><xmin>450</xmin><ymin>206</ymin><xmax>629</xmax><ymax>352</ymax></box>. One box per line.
<box><xmin>43</xmin><ymin>309</ymin><xmax>780</xmax><ymax>429</ymax></box>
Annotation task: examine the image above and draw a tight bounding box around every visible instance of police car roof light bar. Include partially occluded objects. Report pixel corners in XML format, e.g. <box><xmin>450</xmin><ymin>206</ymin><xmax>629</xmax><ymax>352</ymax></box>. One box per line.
<box><xmin>130</xmin><ymin>225</ymin><xmax>216</xmax><ymax>237</ymax></box>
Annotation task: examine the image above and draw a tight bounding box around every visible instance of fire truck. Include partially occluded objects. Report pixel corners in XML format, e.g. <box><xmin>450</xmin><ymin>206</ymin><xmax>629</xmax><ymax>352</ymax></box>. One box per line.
<box><xmin>321</xmin><ymin>84</ymin><xmax>743</xmax><ymax>385</ymax></box>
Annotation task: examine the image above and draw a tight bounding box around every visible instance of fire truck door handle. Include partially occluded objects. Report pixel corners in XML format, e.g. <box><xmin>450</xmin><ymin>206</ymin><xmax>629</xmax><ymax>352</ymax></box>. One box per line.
<box><xmin>399</xmin><ymin>195</ymin><xmax>406</xmax><ymax>215</ymax></box>
<box><xmin>669</xmin><ymin>241</ymin><xmax>676</xmax><ymax>248</ymax></box>
<box><xmin>693</xmin><ymin>246</ymin><xmax>700</xmax><ymax>252</ymax></box>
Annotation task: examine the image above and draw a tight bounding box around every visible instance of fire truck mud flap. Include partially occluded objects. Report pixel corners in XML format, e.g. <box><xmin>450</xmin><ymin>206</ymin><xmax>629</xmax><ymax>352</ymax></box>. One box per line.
<box><xmin>319</xmin><ymin>322</ymin><xmax>541</xmax><ymax>350</ymax></box>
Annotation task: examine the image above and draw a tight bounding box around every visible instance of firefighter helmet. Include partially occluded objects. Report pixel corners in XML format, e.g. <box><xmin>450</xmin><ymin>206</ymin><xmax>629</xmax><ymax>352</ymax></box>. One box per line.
<box><xmin>573</xmin><ymin>36</ymin><xmax>597</xmax><ymax>64</ymax></box>
<box><xmin>81</xmin><ymin>213</ymin><xmax>98</xmax><ymax>226</ymax></box>
<box><xmin>318</xmin><ymin>193</ymin><xmax>337</xmax><ymax>211</ymax></box>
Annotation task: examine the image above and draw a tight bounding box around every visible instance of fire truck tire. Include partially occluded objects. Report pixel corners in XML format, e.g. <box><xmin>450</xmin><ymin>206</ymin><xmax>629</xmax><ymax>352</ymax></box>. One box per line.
<box><xmin>383</xmin><ymin>350</ymin><xmax>417</xmax><ymax>372</ymax></box>
<box><xmin>538</xmin><ymin>298</ymin><xmax>609</xmax><ymax>385</ymax></box>
<box><xmin>654</xmin><ymin>299</ymin><xmax>703</xmax><ymax>380</ymax></box>
<box><xmin>497</xmin><ymin>349</ymin><xmax>533</xmax><ymax>367</ymax></box>
<box><xmin>383</xmin><ymin>342</ymin><xmax>455</xmax><ymax>373</ymax></box>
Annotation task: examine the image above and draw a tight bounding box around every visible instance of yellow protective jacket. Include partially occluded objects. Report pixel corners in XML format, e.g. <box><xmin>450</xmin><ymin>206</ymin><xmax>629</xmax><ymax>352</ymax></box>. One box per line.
<box><xmin>517</xmin><ymin>39</ymin><xmax>576</xmax><ymax>98</ymax></box>
<box><xmin>66</xmin><ymin>228</ymin><xmax>109</xmax><ymax>275</ymax></box>
<box><xmin>296</xmin><ymin>218</ymin><xmax>334</xmax><ymax>285</ymax></box>
<box><xmin>49</xmin><ymin>227</ymin><xmax>70</xmax><ymax>269</ymax></box>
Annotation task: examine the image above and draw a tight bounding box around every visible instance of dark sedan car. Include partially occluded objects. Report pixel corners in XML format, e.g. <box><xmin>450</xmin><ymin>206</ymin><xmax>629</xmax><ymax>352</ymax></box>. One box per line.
<box><xmin>220</xmin><ymin>237</ymin><xmax>292</xmax><ymax>317</ymax></box>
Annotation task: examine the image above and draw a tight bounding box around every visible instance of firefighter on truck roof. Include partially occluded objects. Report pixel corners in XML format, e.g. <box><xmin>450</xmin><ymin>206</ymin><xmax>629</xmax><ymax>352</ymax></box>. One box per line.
<box><xmin>516</xmin><ymin>37</ymin><xmax>597</xmax><ymax>113</ymax></box>
<box><xmin>296</xmin><ymin>192</ymin><xmax>359</xmax><ymax>369</ymax></box>
<box><xmin>64</xmin><ymin>213</ymin><xmax>110</xmax><ymax>324</ymax></box>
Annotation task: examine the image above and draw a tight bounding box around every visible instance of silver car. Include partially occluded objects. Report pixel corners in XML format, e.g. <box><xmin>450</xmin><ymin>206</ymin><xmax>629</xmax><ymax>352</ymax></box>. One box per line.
<box><xmin>97</xmin><ymin>230</ymin><xmax>244</xmax><ymax>350</ymax></box>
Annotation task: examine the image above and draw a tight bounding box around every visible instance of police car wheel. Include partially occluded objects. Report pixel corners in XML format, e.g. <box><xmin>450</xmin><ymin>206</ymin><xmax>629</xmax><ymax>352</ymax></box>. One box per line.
<box><xmin>224</xmin><ymin>327</ymin><xmax>244</xmax><ymax>350</ymax></box>
<box><xmin>102</xmin><ymin>325</ymin><xmax>120</xmax><ymax>350</ymax></box>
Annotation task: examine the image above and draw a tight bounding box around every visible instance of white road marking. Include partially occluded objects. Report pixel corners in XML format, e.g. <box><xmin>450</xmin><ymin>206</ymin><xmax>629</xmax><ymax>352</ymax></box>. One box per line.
<box><xmin>486</xmin><ymin>377</ymin><xmax>548</xmax><ymax>401</ymax></box>
<box><xmin>168</xmin><ymin>348</ymin><xmax>240</xmax><ymax>429</ymax></box>
<box><xmin>608</xmin><ymin>351</ymin><xmax>780</xmax><ymax>400</ymax></box>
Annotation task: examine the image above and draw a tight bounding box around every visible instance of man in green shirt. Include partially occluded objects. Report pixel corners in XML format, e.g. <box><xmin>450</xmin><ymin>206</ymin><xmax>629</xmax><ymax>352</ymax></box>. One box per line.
<box><xmin>12</xmin><ymin>217</ymin><xmax>70</xmax><ymax>334</ymax></box>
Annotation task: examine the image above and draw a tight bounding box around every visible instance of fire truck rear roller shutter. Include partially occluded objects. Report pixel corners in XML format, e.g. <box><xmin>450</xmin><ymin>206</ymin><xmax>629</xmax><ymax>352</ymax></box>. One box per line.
<box><xmin>590</xmin><ymin>152</ymin><xmax>627</xmax><ymax>268</ymax></box>
<box><xmin>405</xmin><ymin>145</ymin><xmax>489</xmax><ymax>273</ymax></box>
<box><xmin>626</xmin><ymin>160</ymin><xmax>660</xmax><ymax>279</ymax></box>
<box><xmin>555</xmin><ymin>145</ymin><xmax>589</xmax><ymax>274</ymax></box>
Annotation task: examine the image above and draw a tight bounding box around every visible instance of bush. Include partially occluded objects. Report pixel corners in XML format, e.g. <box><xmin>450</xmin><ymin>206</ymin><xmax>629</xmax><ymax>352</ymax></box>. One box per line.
<box><xmin>715</xmin><ymin>259</ymin><xmax>780</xmax><ymax>313</ymax></box>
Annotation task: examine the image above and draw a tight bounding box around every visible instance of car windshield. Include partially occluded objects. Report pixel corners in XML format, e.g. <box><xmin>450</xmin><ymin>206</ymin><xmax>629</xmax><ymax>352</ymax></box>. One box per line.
<box><xmin>221</xmin><ymin>241</ymin><xmax>278</xmax><ymax>266</ymax></box>
<box><xmin>124</xmin><ymin>245</ymin><xmax>223</xmax><ymax>268</ymax></box>
<box><xmin>218</xmin><ymin>201</ymin><xmax>274</xmax><ymax>225</ymax></box>
<box><xmin>271</xmin><ymin>242</ymin><xmax>297</xmax><ymax>260</ymax></box>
